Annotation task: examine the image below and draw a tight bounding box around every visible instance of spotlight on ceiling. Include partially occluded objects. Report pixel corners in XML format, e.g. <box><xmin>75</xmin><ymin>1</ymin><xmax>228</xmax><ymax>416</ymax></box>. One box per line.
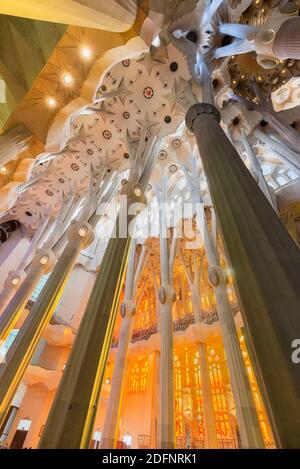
<box><xmin>81</xmin><ymin>46</ymin><xmax>92</xmax><ymax>59</ymax></box>
<box><xmin>62</xmin><ymin>73</ymin><xmax>73</xmax><ymax>85</ymax></box>
<box><xmin>47</xmin><ymin>97</ymin><xmax>57</xmax><ymax>108</ymax></box>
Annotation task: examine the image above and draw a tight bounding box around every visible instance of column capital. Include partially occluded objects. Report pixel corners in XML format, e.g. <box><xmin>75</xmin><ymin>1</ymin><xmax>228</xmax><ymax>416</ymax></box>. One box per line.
<box><xmin>35</xmin><ymin>248</ymin><xmax>57</xmax><ymax>274</ymax></box>
<box><xmin>120</xmin><ymin>180</ymin><xmax>147</xmax><ymax>206</ymax></box>
<box><xmin>4</xmin><ymin>270</ymin><xmax>26</xmax><ymax>290</ymax></box>
<box><xmin>185</xmin><ymin>103</ymin><xmax>221</xmax><ymax>133</ymax></box>
<box><xmin>67</xmin><ymin>221</ymin><xmax>94</xmax><ymax>249</ymax></box>
<box><xmin>158</xmin><ymin>284</ymin><xmax>176</xmax><ymax>305</ymax></box>
<box><xmin>120</xmin><ymin>299</ymin><xmax>136</xmax><ymax>318</ymax></box>
<box><xmin>207</xmin><ymin>265</ymin><xmax>227</xmax><ymax>287</ymax></box>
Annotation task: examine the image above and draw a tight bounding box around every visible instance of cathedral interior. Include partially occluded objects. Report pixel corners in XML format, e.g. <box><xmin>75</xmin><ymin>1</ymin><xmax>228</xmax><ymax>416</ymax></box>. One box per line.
<box><xmin>0</xmin><ymin>0</ymin><xmax>299</xmax><ymax>451</ymax></box>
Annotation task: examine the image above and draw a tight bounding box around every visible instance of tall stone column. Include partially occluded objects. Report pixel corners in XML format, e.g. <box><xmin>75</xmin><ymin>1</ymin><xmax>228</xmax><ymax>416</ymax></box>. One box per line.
<box><xmin>198</xmin><ymin>342</ymin><xmax>218</xmax><ymax>449</ymax></box>
<box><xmin>0</xmin><ymin>249</ymin><xmax>56</xmax><ymax>341</ymax></box>
<box><xmin>240</xmin><ymin>131</ymin><xmax>276</xmax><ymax>211</ymax></box>
<box><xmin>187</xmin><ymin>171</ymin><xmax>264</xmax><ymax>448</ymax></box>
<box><xmin>100</xmin><ymin>301</ymin><xmax>135</xmax><ymax>449</ymax></box>
<box><xmin>186</xmin><ymin>102</ymin><xmax>300</xmax><ymax>449</ymax></box>
<box><xmin>273</xmin><ymin>17</ymin><xmax>300</xmax><ymax>60</ymax></box>
<box><xmin>157</xmin><ymin>184</ymin><xmax>177</xmax><ymax>449</ymax></box>
<box><xmin>100</xmin><ymin>242</ymin><xmax>147</xmax><ymax>448</ymax></box>
<box><xmin>39</xmin><ymin>182</ymin><xmax>146</xmax><ymax>448</ymax></box>
<box><xmin>0</xmin><ymin>221</ymin><xmax>94</xmax><ymax>429</ymax></box>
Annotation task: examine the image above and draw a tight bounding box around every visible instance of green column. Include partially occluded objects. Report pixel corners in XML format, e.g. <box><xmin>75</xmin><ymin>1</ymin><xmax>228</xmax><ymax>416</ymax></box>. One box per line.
<box><xmin>39</xmin><ymin>182</ymin><xmax>146</xmax><ymax>448</ymax></box>
<box><xmin>186</xmin><ymin>103</ymin><xmax>300</xmax><ymax>449</ymax></box>
<box><xmin>0</xmin><ymin>222</ymin><xmax>94</xmax><ymax>428</ymax></box>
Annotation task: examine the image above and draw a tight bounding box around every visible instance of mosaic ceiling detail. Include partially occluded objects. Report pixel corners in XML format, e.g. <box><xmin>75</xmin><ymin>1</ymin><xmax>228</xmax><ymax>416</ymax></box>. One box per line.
<box><xmin>1</xmin><ymin>0</ymin><xmax>299</xmax><ymax>232</ymax></box>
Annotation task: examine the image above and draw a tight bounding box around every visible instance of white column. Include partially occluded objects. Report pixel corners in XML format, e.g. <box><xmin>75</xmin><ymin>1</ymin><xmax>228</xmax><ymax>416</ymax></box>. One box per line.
<box><xmin>198</xmin><ymin>342</ymin><xmax>218</xmax><ymax>448</ymax></box>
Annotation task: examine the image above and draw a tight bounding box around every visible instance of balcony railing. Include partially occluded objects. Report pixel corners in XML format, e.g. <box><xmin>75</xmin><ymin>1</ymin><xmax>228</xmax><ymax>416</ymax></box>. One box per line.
<box><xmin>176</xmin><ymin>437</ymin><xmax>238</xmax><ymax>449</ymax></box>
<box><xmin>137</xmin><ymin>434</ymin><xmax>151</xmax><ymax>448</ymax></box>
<box><xmin>26</xmin><ymin>296</ymin><xmax>240</xmax><ymax>346</ymax></box>
<box><xmin>176</xmin><ymin>437</ymin><xmax>205</xmax><ymax>449</ymax></box>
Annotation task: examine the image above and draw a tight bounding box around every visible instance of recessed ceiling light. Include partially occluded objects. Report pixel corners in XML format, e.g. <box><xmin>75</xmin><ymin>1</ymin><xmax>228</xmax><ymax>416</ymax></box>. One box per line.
<box><xmin>81</xmin><ymin>46</ymin><xmax>92</xmax><ymax>59</ymax></box>
<box><xmin>62</xmin><ymin>73</ymin><xmax>73</xmax><ymax>85</ymax></box>
<box><xmin>47</xmin><ymin>97</ymin><xmax>57</xmax><ymax>108</ymax></box>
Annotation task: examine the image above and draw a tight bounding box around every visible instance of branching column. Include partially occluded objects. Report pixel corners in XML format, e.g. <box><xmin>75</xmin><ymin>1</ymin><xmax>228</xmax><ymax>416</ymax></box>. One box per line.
<box><xmin>39</xmin><ymin>182</ymin><xmax>146</xmax><ymax>448</ymax></box>
<box><xmin>186</xmin><ymin>102</ymin><xmax>300</xmax><ymax>449</ymax></box>
<box><xmin>100</xmin><ymin>241</ymin><xmax>148</xmax><ymax>448</ymax></box>
<box><xmin>179</xmin><ymin>249</ymin><xmax>203</xmax><ymax>323</ymax></box>
<box><xmin>185</xmin><ymin>165</ymin><xmax>264</xmax><ymax>448</ymax></box>
<box><xmin>157</xmin><ymin>182</ymin><xmax>178</xmax><ymax>449</ymax></box>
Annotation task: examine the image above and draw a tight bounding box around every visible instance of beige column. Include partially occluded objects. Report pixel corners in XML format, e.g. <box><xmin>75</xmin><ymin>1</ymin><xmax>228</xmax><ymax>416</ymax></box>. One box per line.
<box><xmin>198</xmin><ymin>342</ymin><xmax>218</xmax><ymax>449</ymax></box>
<box><xmin>186</xmin><ymin>102</ymin><xmax>300</xmax><ymax>448</ymax></box>
<box><xmin>157</xmin><ymin>183</ymin><xmax>177</xmax><ymax>449</ymax></box>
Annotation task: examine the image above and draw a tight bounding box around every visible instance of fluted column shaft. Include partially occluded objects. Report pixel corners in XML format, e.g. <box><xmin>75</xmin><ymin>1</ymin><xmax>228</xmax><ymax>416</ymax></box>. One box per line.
<box><xmin>39</xmin><ymin>184</ymin><xmax>145</xmax><ymax>448</ymax></box>
<box><xmin>0</xmin><ymin>222</ymin><xmax>93</xmax><ymax>429</ymax></box>
<box><xmin>40</xmin><ymin>235</ymin><xmax>131</xmax><ymax>448</ymax></box>
<box><xmin>186</xmin><ymin>103</ymin><xmax>300</xmax><ymax>449</ymax></box>
<box><xmin>198</xmin><ymin>342</ymin><xmax>218</xmax><ymax>448</ymax></box>
<box><xmin>100</xmin><ymin>305</ymin><xmax>134</xmax><ymax>448</ymax></box>
<box><xmin>194</xmin><ymin>199</ymin><xmax>263</xmax><ymax>447</ymax></box>
<box><xmin>273</xmin><ymin>17</ymin><xmax>300</xmax><ymax>60</ymax></box>
<box><xmin>157</xmin><ymin>185</ymin><xmax>175</xmax><ymax>449</ymax></box>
